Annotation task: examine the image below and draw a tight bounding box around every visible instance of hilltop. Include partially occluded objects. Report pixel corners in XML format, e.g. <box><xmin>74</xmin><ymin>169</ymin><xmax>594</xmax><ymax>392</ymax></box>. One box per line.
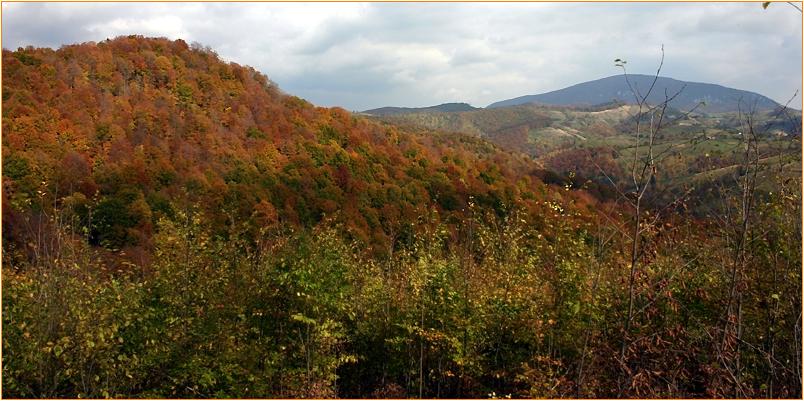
<box><xmin>361</xmin><ymin>102</ymin><xmax>479</xmax><ymax>116</ymax></box>
<box><xmin>487</xmin><ymin>74</ymin><xmax>783</xmax><ymax>113</ymax></box>
<box><xmin>2</xmin><ymin>36</ymin><xmax>579</xmax><ymax>258</ymax></box>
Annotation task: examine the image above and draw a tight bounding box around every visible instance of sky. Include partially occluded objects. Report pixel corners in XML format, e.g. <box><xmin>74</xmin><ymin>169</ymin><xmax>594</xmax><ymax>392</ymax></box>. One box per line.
<box><xmin>2</xmin><ymin>2</ymin><xmax>802</xmax><ymax>111</ymax></box>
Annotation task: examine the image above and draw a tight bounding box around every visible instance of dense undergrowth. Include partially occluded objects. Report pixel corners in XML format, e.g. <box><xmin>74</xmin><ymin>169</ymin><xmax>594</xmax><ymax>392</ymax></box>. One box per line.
<box><xmin>4</xmin><ymin>187</ymin><xmax>801</xmax><ymax>398</ymax></box>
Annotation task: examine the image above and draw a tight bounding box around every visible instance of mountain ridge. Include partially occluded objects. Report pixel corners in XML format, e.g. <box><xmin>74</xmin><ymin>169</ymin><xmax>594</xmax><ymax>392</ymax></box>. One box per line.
<box><xmin>487</xmin><ymin>74</ymin><xmax>783</xmax><ymax>113</ymax></box>
<box><xmin>361</xmin><ymin>102</ymin><xmax>478</xmax><ymax>116</ymax></box>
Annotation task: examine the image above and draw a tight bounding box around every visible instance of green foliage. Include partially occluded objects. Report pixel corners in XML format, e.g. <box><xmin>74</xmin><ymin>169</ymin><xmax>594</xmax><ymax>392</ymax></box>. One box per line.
<box><xmin>175</xmin><ymin>82</ymin><xmax>194</xmax><ymax>105</ymax></box>
<box><xmin>2</xmin><ymin>261</ymin><xmax>147</xmax><ymax>398</ymax></box>
<box><xmin>13</xmin><ymin>51</ymin><xmax>41</xmax><ymax>66</ymax></box>
<box><xmin>3</xmin><ymin>154</ymin><xmax>30</xmax><ymax>181</ymax></box>
<box><xmin>90</xmin><ymin>190</ymin><xmax>151</xmax><ymax>248</ymax></box>
<box><xmin>4</xmin><ymin>184</ymin><xmax>802</xmax><ymax>398</ymax></box>
<box><xmin>95</xmin><ymin>124</ymin><xmax>111</xmax><ymax>142</ymax></box>
<box><xmin>246</xmin><ymin>127</ymin><xmax>266</xmax><ymax>139</ymax></box>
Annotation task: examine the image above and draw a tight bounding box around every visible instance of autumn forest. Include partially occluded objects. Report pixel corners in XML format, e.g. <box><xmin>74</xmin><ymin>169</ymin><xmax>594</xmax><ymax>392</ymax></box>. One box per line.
<box><xmin>1</xmin><ymin>36</ymin><xmax>801</xmax><ymax>398</ymax></box>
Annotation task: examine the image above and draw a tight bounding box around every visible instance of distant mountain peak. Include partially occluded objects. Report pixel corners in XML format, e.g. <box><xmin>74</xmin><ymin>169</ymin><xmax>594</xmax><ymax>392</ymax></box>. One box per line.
<box><xmin>488</xmin><ymin>75</ymin><xmax>781</xmax><ymax>113</ymax></box>
<box><xmin>362</xmin><ymin>102</ymin><xmax>478</xmax><ymax>116</ymax></box>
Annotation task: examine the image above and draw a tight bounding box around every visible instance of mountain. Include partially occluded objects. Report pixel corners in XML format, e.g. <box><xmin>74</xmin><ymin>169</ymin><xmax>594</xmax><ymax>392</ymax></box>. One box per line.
<box><xmin>487</xmin><ymin>74</ymin><xmax>782</xmax><ymax>113</ymax></box>
<box><xmin>362</xmin><ymin>102</ymin><xmax>478</xmax><ymax>116</ymax></box>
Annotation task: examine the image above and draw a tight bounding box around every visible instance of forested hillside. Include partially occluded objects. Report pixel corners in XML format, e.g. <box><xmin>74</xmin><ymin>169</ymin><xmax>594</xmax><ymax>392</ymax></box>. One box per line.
<box><xmin>2</xmin><ymin>36</ymin><xmax>568</xmax><ymax>259</ymax></box>
<box><xmin>2</xmin><ymin>37</ymin><xmax>801</xmax><ymax>399</ymax></box>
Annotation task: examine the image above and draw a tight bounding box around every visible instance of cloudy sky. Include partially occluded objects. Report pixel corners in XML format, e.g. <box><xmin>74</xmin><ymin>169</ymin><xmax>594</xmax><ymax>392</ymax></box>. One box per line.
<box><xmin>3</xmin><ymin>2</ymin><xmax>801</xmax><ymax>110</ymax></box>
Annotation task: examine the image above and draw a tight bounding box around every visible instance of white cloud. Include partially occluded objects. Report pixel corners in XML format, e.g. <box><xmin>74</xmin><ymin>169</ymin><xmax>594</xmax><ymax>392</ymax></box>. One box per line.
<box><xmin>2</xmin><ymin>2</ymin><xmax>801</xmax><ymax>110</ymax></box>
<box><xmin>85</xmin><ymin>15</ymin><xmax>189</xmax><ymax>39</ymax></box>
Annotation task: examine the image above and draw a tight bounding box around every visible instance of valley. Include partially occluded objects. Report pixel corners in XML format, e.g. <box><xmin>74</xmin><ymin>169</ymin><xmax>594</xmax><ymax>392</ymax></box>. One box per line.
<box><xmin>368</xmin><ymin>100</ymin><xmax>801</xmax><ymax>209</ymax></box>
